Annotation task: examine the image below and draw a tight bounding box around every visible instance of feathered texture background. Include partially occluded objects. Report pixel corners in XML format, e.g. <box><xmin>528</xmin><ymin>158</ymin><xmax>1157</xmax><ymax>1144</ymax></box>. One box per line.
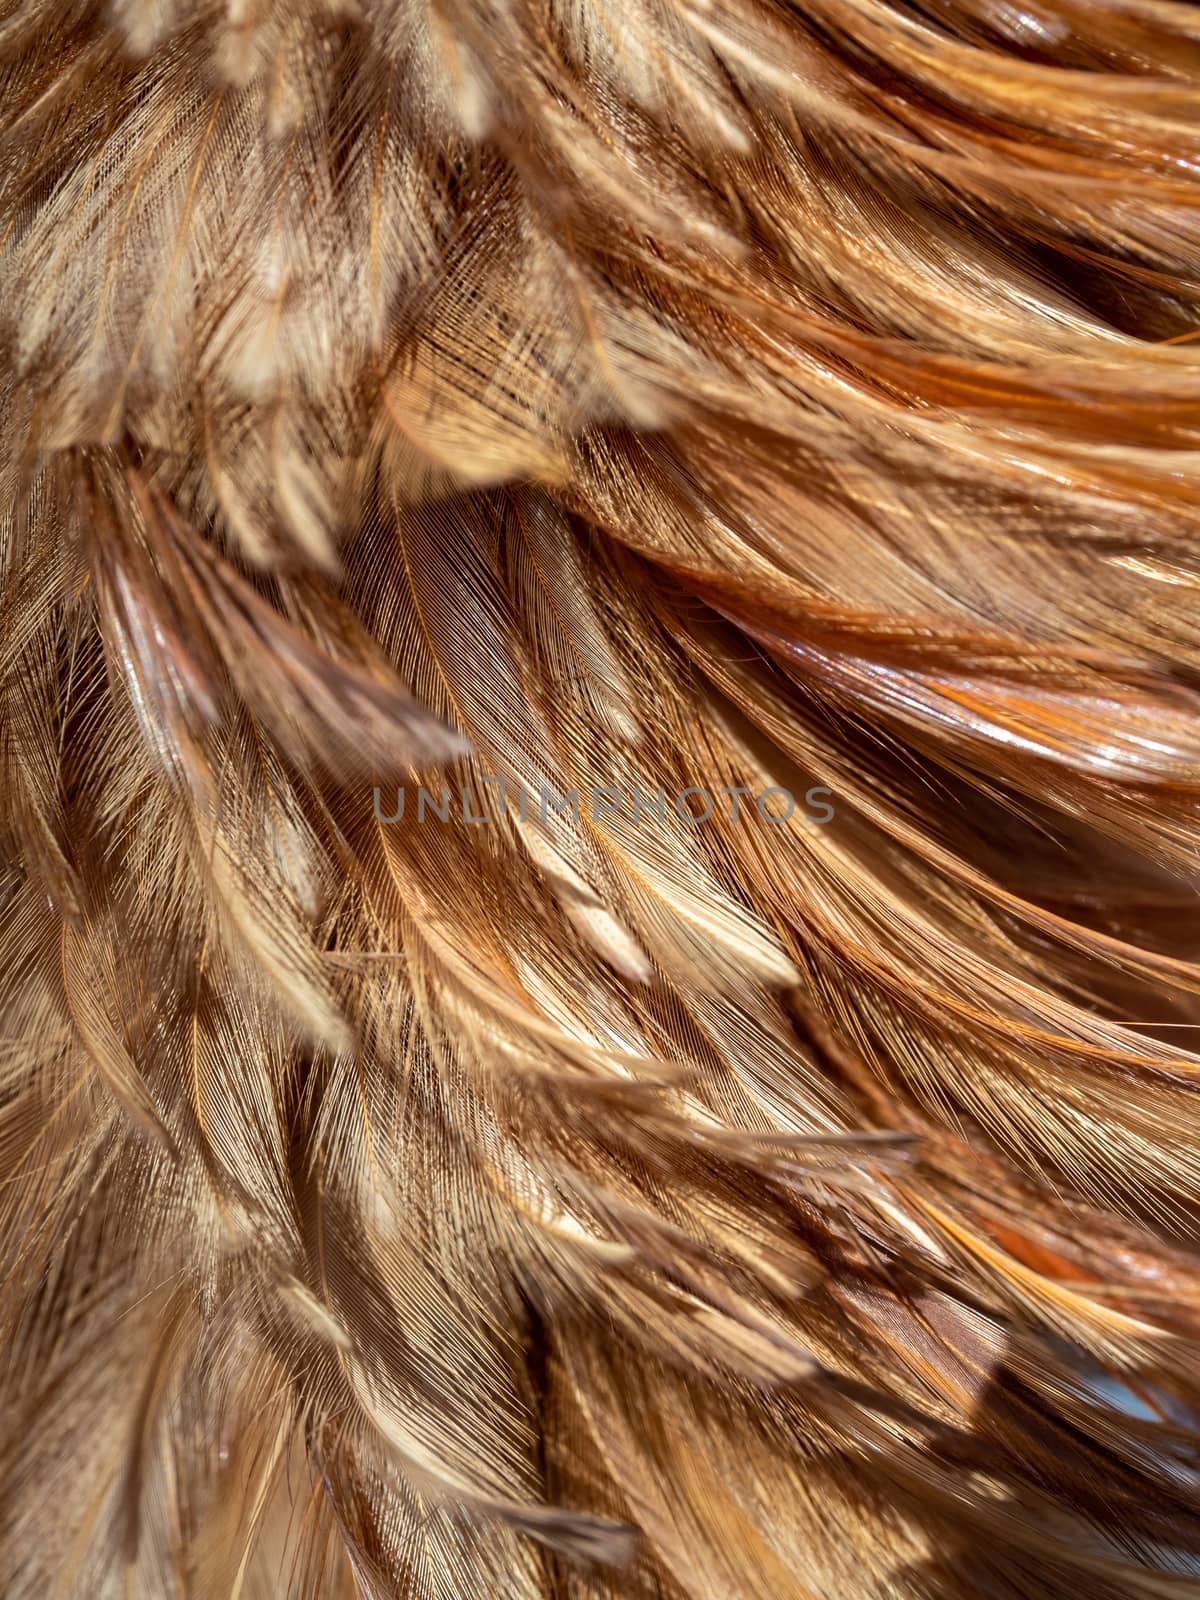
<box><xmin>4</xmin><ymin>0</ymin><xmax>1200</xmax><ymax>1595</ymax></box>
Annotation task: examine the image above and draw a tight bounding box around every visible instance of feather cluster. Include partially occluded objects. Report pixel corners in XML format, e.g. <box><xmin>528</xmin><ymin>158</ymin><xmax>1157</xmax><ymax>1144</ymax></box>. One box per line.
<box><xmin>5</xmin><ymin>0</ymin><xmax>1200</xmax><ymax>1595</ymax></box>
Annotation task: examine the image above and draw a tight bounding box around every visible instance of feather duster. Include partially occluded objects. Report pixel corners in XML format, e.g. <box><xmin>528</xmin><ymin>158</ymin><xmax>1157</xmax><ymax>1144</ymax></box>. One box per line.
<box><xmin>5</xmin><ymin>0</ymin><xmax>1200</xmax><ymax>1594</ymax></box>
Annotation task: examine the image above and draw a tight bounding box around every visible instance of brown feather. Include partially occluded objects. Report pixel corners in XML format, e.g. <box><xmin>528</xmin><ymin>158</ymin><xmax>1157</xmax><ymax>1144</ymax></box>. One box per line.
<box><xmin>6</xmin><ymin>2</ymin><xmax>1200</xmax><ymax>1597</ymax></box>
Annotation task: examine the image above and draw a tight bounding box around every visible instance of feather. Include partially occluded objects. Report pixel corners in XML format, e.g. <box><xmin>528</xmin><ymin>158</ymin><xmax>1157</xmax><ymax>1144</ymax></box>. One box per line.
<box><xmin>7</xmin><ymin>2</ymin><xmax>1200</xmax><ymax>1598</ymax></box>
